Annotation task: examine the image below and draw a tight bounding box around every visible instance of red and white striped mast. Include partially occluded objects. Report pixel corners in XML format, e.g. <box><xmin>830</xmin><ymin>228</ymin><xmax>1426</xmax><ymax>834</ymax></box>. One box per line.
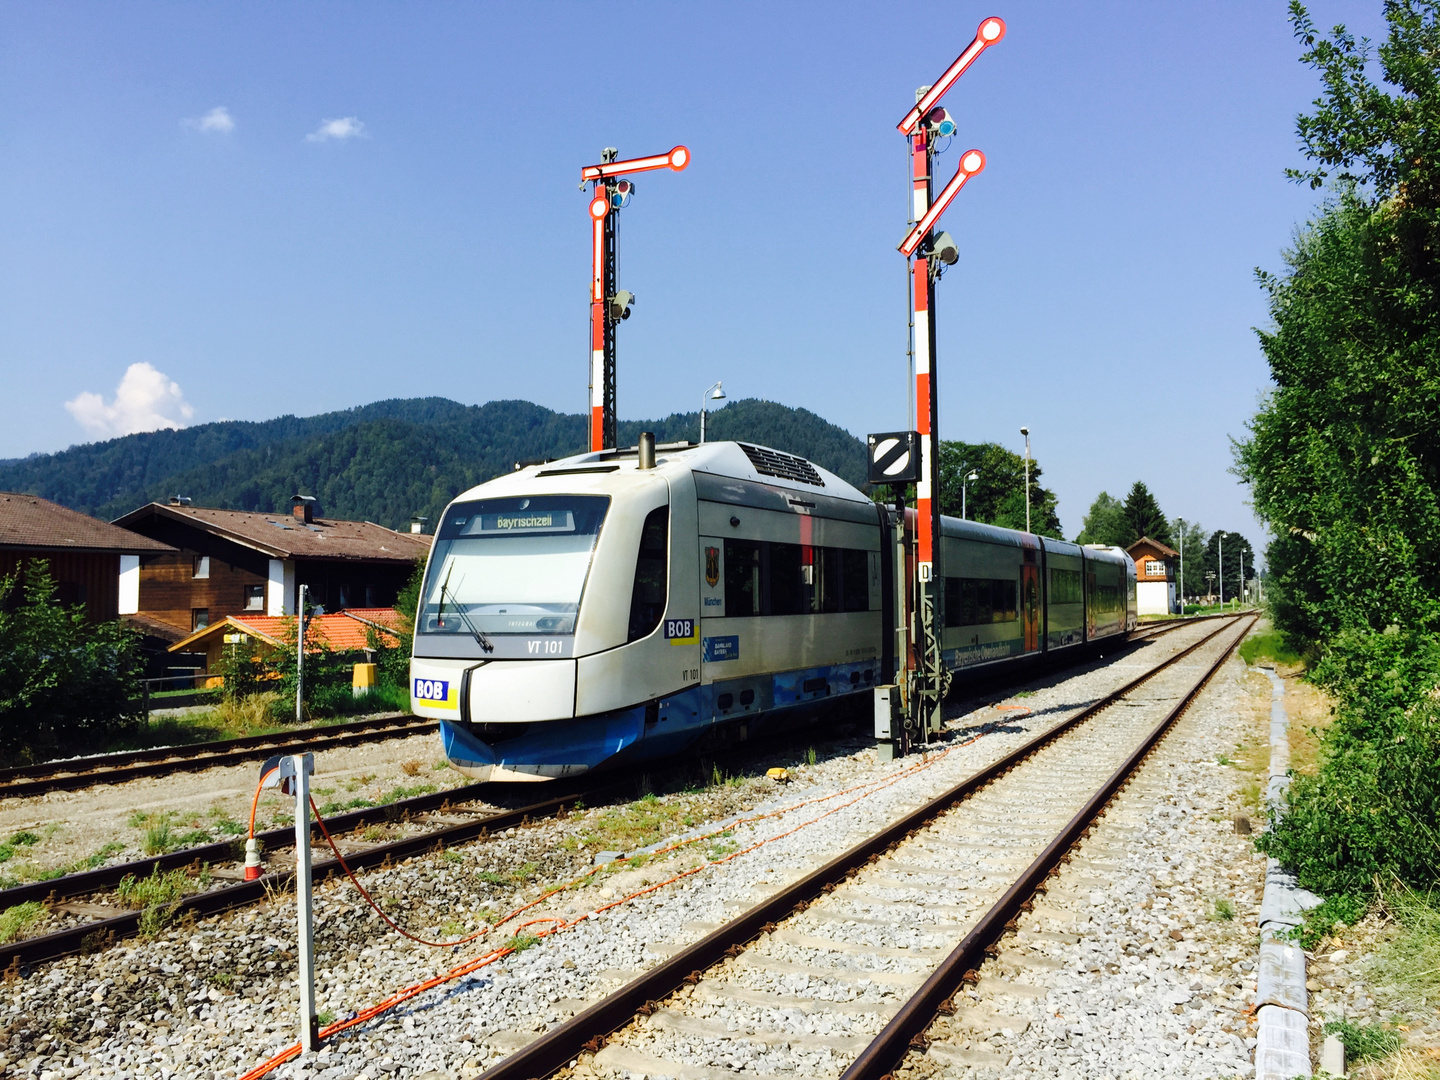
<box><xmin>581</xmin><ymin>145</ymin><xmax>691</xmax><ymax>452</ymax></box>
<box><xmin>897</xmin><ymin>16</ymin><xmax>1004</xmax><ymax>739</ymax></box>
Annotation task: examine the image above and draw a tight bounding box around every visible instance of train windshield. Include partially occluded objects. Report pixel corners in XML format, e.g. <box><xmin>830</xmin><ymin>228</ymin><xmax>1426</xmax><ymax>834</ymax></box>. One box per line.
<box><xmin>417</xmin><ymin>495</ymin><xmax>610</xmax><ymax>638</ymax></box>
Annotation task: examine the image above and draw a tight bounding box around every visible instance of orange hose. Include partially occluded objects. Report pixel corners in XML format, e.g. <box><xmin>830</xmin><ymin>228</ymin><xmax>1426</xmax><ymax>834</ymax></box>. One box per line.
<box><xmin>249</xmin><ymin>765</ymin><xmax>279</xmax><ymax>839</ymax></box>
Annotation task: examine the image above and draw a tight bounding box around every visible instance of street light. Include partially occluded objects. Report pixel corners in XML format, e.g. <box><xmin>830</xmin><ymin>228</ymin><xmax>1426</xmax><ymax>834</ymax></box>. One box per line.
<box><xmin>1019</xmin><ymin>427</ymin><xmax>1031</xmax><ymax>534</ymax></box>
<box><xmin>1174</xmin><ymin>517</ymin><xmax>1185</xmax><ymax>615</ymax></box>
<box><xmin>699</xmin><ymin>381</ymin><xmax>726</xmax><ymax>444</ymax></box>
<box><xmin>962</xmin><ymin>470</ymin><xmax>978</xmax><ymax>520</ymax></box>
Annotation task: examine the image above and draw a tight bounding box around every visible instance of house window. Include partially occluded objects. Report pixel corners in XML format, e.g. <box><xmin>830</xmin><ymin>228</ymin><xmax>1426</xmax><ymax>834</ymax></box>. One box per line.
<box><xmin>244</xmin><ymin>585</ymin><xmax>264</xmax><ymax>611</ymax></box>
<box><xmin>1144</xmin><ymin>559</ymin><xmax>1166</xmax><ymax>578</ymax></box>
<box><xmin>193</xmin><ymin>556</ymin><xmax>210</xmax><ymax>579</ymax></box>
<box><xmin>192</xmin><ymin>608</ymin><xmax>210</xmax><ymax>631</ymax></box>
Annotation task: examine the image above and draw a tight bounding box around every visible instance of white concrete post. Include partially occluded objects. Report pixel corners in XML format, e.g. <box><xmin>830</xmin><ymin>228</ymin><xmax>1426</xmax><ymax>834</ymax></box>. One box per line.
<box><xmin>292</xmin><ymin>752</ymin><xmax>319</xmax><ymax>1052</ymax></box>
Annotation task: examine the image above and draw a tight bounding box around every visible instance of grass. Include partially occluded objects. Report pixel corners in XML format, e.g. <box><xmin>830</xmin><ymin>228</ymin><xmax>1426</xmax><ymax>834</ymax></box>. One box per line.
<box><xmin>0</xmin><ymin>901</ymin><xmax>46</xmax><ymax>944</ymax></box>
<box><xmin>1239</xmin><ymin>629</ymin><xmax>1303</xmax><ymax>668</ymax></box>
<box><xmin>1210</xmin><ymin>897</ymin><xmax>1236</xmax><ymax>921</ymax></box>
<box><xmin>1286</xmin><ymin>893</ymin><xmax>1369</xmax><ymax>950</ymax></box>
<box><xmin>400</xmin><ymin>759</ymin><xmax>423</xmax><ymax>777</ymax></box>
<box><xmin>476</xmin><ymin>861</ymin><xmax>540</xmax><ymax>887</ymax></box>
<box><xmin>1372</xmin><ymin>883</ymin><xmax>1440</xmax><ymax>1011</ymax></box>
<box><xmin>572</xmin><ymin>794</ymin><xmax>704</xmax><ymax>854</ymax></box>
<box><xmin>118</xmin><ymin>867</ymin><xmax>191</xmax><ymax>937</ymax></box>
<box><xmin>1324</xmin><ymin>1019</ymin><xmax>1403</xmax><ymax>1063</ymax></box>
<box><xmin>502</xmin><ymin>932</ymin><xmax>540</xmax><ymax>954</ymax></box>
<box><xmin>0</xmin><ymin>831</ymin><xmax>41</xmax><ymax>864</ymax></box>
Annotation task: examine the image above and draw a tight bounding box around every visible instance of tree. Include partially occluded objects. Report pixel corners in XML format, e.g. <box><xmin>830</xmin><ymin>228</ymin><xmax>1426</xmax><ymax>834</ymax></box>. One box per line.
<box><xmin>1169</xmin><ymin>518</ymin><xmax>1208</xmax><ymax>604</ymax></box>
<box><xmin>1202</xmin><ymin>531</ymin><xmax>1255</xmax><ymax>600</ymax></box>
<box><xmin>935</xmin><ymin>441</ymin><xmax>1062</xmax><ymax>538</ymax></box>
<box><xmin>0</xmin><ymin>561</ymin><xmax>144</xmax><ymax>760</ymax></box>
<box><xmin>1236</xmin><ymin>2</ymin><xmax>1440</xmax><ymax>895</ymax></box>
<box><xmin>1075</xmin><ymin>493</ymin><xmax>1130</xmax><ymax>547</ymax></box>
<box><xmin>1121</xmin><ymin>482</ymin><xmax>1173</xmax><ymax>547</ymax></box>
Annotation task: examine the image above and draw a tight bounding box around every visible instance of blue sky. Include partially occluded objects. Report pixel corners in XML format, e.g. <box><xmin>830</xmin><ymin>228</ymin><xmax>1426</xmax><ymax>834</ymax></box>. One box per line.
<box><xmin>0</xmin><ymin>2</ymin><xmax>1385</xmax><ymax>544</ymax></box>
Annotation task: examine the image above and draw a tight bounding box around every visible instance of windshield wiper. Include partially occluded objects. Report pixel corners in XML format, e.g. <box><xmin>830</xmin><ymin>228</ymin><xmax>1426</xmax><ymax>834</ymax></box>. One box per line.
<box><xmin>438</xmin><ymin>566</ymin><xmax>493</xmax><ymax>654</ymax></box>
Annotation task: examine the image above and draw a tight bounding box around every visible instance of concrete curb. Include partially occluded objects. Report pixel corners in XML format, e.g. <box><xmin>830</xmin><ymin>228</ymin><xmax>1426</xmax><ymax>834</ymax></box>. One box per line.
<box><xmin>1255</xmin><ymin>666</ymin><xmax>1322</xmax><ymax>1079</ymax></box>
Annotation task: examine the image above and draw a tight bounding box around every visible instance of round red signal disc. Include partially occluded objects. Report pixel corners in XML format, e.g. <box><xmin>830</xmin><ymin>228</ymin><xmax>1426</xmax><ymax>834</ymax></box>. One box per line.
<box><xmin>980</xmin><ymin>17</ymin><xmax>1006</xmax><ymax>43</ymax></box>
<box><xmin>961</xmin><ymin>150</ymin><xmax>986</xmax><ymax>175</ymax></box>
<box><xmin>668</xmin><ymin>145</ymin><xmax>690</xmax><ymax>171</ymax></box>
<box><xmin>589</xmin><ymin>195</ymin><xmax>609</xmax><ymax>220</ymax></box>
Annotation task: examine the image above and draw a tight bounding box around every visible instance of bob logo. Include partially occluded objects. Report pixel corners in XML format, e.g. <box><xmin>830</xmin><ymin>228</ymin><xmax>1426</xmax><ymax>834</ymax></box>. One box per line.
<box><xmin>705</xmin><ymin>546</ymin><xmax>720</xmax><ymax>588</ymax></box>
<box><xmin>665</xmin><ymin>618</ymin><xmax>698</xmax><ymax>644</ymax></box>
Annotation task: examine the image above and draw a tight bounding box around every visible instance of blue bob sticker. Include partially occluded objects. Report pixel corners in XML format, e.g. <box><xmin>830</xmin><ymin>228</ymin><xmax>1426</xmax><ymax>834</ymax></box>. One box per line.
<box><xmin>703</xmin><ymin>636</ymin><xmax>739</xmax><ymax>662</ymax></box>
<box><xmin>413</xmin><ymin>678</ymin><xmax>450</xmax><ymax>702</ymax></box>
<box><xmin>665</xmin><ymin>618</ymin><xmax>698</xmax><ymax>645</ymax></box>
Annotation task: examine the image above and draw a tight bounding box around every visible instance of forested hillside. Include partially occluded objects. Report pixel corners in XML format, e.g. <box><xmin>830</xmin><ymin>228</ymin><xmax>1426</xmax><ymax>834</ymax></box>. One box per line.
<box><xmin>0</xmin><ymin>398</ymin><xmax>867</xmax><ymax>530</ymax></box>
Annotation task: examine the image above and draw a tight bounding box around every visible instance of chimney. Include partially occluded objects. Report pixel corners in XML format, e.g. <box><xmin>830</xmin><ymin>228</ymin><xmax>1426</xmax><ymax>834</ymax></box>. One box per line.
<box><xmin>291</xmin><ymin>495</ymin><xmax>317</xmax><ymax>524</ymax></box>
<box><xmin>168</xmin><ymin>495</ymin><xmax>192</xmax><ymax>506</ymax></box>
<box><xmin>409</xmin><ymin>515</ymin><xmax>428</xmax><ymax>535</ymax></box>
<box><xmin>637</xmin><ymin>432</ymin><xmax>656</xmax><ymax>470</ymax></box>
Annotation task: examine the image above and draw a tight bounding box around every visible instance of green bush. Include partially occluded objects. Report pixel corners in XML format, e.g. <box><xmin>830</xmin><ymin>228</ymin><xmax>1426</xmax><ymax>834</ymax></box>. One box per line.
<box><xmin>0</xmin><ymin>561</ymin><xmax>145</xmax><ymax>760</ymax></box>
<box><xmin>1258</xmin><ymin>694</ymin><xmax>1440</xmax><ymax>898</ymax></box>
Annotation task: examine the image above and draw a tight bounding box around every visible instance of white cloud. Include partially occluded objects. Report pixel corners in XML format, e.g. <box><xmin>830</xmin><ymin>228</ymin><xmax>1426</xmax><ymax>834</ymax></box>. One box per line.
<box><xmin>306</xmin><ymin>116</ymin><xmax>366</xmax><ymax>143</ymax></box>
<box><xmin>65</xmin><ymin>363</ymin><xmax>195</xmax><ymax>439</ymax></box>
<box><xmin>184</xmin><ymin>106</ymin><xmax>235</xmax><ymax>134</ymax></box>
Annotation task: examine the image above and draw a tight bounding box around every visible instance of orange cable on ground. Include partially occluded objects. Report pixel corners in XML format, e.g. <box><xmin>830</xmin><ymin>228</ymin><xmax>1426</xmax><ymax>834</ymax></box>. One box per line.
<box><xmin>239</xmin><ymin>723</ymin><xmax>997</xmax><ymax>1079</ymax></box>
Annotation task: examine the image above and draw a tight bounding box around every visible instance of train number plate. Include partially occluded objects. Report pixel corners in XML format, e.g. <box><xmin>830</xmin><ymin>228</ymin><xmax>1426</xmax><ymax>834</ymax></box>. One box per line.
<box><xmin>413</xmin><ymin>678</ymin><xmax>450</xmax><ymax>702</ymax></box>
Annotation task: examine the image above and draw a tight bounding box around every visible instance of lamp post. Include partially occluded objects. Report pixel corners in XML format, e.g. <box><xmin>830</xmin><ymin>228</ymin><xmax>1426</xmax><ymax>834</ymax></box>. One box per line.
<box><xmin>699</xmin><ymin>381</ymin><xmax>726</xmax><ymax>444</ymax></box>
<box><xmin>1174</xmin><ymin>517</ymin><xmax>1185</xmax><ymax>615</ymax></box>
<box><xmin>962</xmin><ymin>470</ymin><xmax>978</xmax><ymax>520</ymax></box>
<box><xmin>1020</xmin><ymin>427</ymin><xmax>1031</xmax><ymax>534</ymax></box>
<box><xmin>1218</xmin><ymin>534</ymin><xmax>1224</xmax><ymax>606</ymax></box>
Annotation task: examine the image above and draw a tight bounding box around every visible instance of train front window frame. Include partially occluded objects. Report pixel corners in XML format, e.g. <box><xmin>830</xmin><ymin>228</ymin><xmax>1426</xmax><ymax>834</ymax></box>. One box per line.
<box><xmin>417</xmin><ymin>495</ymin><xmax>610</xmax><ymax>638</ymax></box>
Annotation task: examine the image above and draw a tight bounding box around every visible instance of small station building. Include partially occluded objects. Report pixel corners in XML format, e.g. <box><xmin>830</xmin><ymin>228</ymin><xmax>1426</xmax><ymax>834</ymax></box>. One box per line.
<box><xmin>1126</xmin><ymin>536</ymin><xmax>1179</xmax><ymax>616</ymax></box>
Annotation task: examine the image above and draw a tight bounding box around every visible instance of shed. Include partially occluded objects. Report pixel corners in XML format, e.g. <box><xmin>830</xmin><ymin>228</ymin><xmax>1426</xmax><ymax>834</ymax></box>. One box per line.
<box><xmin>1126</xmin><ymin>536</ymin><xmax>1179</xmax><ymax>616</ymax></box>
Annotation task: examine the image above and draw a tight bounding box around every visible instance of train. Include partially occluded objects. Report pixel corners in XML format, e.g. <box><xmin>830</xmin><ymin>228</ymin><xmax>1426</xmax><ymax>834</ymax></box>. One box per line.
<box><xmin>408</xmin><ymin>438</ymin><xmax>1137</xmax><ymax>781</ymax></box>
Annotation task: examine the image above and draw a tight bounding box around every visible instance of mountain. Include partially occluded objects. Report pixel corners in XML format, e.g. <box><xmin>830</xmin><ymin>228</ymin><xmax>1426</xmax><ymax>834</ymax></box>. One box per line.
<box><xmin>0</xmin><ymin>398</ymin><xmax>868</xmax><ymax>531</ymax></box>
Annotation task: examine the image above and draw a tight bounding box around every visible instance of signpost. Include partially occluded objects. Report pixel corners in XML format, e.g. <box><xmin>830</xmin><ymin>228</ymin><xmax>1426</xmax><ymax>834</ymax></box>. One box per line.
<box><xmin>582</xmin><ymin>145</ymin><xmax>690</xmax><ymax>452</ymax></box>
<box><xmin>895</xmin><ymin>16</ymin><xmax>1005</xmax><ymax>747</ymax></box>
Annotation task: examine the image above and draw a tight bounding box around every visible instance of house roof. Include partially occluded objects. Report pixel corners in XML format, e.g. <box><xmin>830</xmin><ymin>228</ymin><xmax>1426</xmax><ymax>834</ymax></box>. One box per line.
<box><xmin>167</xmin><ymin>608</ymin><xmax>404</xmax><ymax>654</ymax></box>
<box><xmin>0</xmin><ymin>492</ymin><xmax>175</xmax><ymax>555</ymax></box>
<box><xmin>1127</xmin><ymin>536</ymin><xmax>1180</xmax><ymax>559</ymax></box>
<box><xmin>113</xmin><ymin>502</ymin><xmax>431</xmax><ymax>563</ymax></box>
<box><xmin>122</xmin><ymin>613</ymin><xmax>190</xmax><ymax>645</ymax></box>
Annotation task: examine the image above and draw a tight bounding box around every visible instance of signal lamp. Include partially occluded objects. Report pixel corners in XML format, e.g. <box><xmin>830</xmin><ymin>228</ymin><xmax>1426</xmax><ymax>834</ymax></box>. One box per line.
<box><xmin>927</xmin><ymin>108</ymin><xmax>956</xmax><ymax>137</ymax></box>
<box><xmin>609</xmin><ymin>290</ymin><xmax>635</xmax><ymax>321</ymax></box>
<box><xmin>928</xmin><ymin>231</ymin><xmax>959</xmax><ymax>265</ymax></box>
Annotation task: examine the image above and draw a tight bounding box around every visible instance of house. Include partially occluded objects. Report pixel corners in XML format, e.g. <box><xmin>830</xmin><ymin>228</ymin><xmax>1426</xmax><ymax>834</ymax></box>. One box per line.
<box><xmin>112</xmin><ymin>496</ymin><xmax>431</xmax><ymax>636</ymax></box>
<box><xmin>1126</xmin><ymin>536</ymin><xmax>1179</xmax><ymax>616</ymax></box>
<box><xmin>166</xmin><ymin>608</ymin><xmax>405</xmax><ymax>685</ymax></box>
<box><xmin>0</xmin><ymin>491</ymin><xmax>174</xmax><ymax>623</ymax></box>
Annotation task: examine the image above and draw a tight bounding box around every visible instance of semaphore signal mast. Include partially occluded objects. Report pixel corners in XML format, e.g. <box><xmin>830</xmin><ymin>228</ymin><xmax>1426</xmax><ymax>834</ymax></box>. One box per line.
<box><xmin>582</xmin><ymin>145</ymin><xmax>691</xmax><ymax>452</ymax></box>
<box><xmin>899</xmin><ymin>16</ymin><xmax>1004</xmax><ymax>742</ymax></box>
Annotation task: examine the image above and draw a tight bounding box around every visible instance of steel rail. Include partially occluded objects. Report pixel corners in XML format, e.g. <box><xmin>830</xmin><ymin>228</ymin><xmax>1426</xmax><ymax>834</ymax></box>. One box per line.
<box><xmin>0</xmin><ymin>714</ymin><xmax>437</xmax><ymax>800</ymax></box>
<box><xmin>473</xmin><ymin>614</ymin><xmax>1250</xmax><ymax>1080</ymax></box>
<box><xmin>841</xmin><ymin>613</ymin><xmax>1257</xmax><ymax>1080</ymax></box>
<box><xmin>0</xmin><ymin>780</ymin><xmax>620</xmax><ymax>972</ymax></box>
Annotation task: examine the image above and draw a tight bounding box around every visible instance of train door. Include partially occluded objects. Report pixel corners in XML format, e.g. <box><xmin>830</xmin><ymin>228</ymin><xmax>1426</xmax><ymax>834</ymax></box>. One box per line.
<box><xmin>1021</xmin><ymin>545</ymin><xmax>1040</xmax><ymax>653</ymax></box>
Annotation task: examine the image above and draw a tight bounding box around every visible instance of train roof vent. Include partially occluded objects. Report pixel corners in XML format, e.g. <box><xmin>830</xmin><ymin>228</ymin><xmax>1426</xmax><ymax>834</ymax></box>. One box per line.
<box><xmin>737</xmin><ymin>443</ymin><xmax>824</xmax><ymax>487</ymax></box>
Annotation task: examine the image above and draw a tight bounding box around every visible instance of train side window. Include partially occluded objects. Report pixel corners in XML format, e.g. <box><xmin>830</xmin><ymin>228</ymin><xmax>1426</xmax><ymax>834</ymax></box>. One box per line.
<box><xmin>724</xmin><ymin>539</ymin><xmax>763</xmax><ymax>617</ymax></box>
<box><xmin>769</xmin><ymin>542</ymin><xmax>806</xmax><ymax>615</ymax></box>
<box><xmin>627</xmin><ymin>507</ymin><xmax>669</xmax><ymax>642</ymax></box>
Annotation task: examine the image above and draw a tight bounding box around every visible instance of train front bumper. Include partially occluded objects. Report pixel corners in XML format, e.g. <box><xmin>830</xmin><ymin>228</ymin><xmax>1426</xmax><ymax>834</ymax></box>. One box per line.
<box><xmin>439</xmin><ymin>708</ymin><xmax>646</xmax><ymax>782</ymax></box>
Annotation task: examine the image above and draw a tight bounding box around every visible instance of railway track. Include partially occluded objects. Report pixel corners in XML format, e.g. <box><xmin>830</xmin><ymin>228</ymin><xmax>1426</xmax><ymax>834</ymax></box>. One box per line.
<box><xmin>0</xmin><ymin>616</ymin><xmax>1245</xmax><ymax>977</ymax></box>
<box><xmin>0</xmin><ymin>617</ymin><xmax>1228</xmax><ymax>805</ymax></box>
<box><xmin>472</xmin><ymin>613</ymin><xmax>1254</xmax><ymax>1080</ymax></box>
<box><xmin>0</xmin><ymin>712</ymin><xmax>436</xmax><ymax>800</ymax></box>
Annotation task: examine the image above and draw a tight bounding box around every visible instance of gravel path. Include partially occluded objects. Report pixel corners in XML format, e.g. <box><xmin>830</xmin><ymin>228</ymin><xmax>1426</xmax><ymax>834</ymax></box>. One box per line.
<box><xmin>0</xmin><ymin>621</ymin><xmax>1236</xmax><ymax>1080</ymax></box>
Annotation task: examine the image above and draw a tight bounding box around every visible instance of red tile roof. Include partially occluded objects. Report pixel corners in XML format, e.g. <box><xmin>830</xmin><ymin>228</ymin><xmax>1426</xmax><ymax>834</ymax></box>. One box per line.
<box><xmin>0</xmin><ymin>492</ymin><xmax>174</xmax><ymax>555</ymax></box>
<box><xmin>167</xmin><ymin>608</ymin><xmax>403</xmax><ymax>654</ymax></box>
<box><xmin>1127</xmin><ymin>536</ymin><xmax>1180</xmax><ymax>560</ymax></box>
<box><xmin>113</xmin><ymin>503</ymin><xmax>431</xmax><ymax>563</ymax></box>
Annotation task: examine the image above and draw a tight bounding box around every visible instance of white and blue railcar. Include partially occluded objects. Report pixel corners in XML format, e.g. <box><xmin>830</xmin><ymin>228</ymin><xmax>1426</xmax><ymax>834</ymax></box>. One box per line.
<box><xmin>409</xmin><ymin>439</ymin><xmax>1135</xmax><ymax>781</ymax></box>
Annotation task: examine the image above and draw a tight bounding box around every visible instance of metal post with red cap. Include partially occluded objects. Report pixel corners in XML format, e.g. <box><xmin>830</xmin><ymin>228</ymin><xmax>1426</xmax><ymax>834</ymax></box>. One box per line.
<box><xmin>897</xmin><ymin>16</ymin><xmax>1004</xmax><ymax>743</ymax></box>
<box><xmin>582</xmin><ymin>145</ymin><xmax>690</xmax><ymax>452</ymax></box>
